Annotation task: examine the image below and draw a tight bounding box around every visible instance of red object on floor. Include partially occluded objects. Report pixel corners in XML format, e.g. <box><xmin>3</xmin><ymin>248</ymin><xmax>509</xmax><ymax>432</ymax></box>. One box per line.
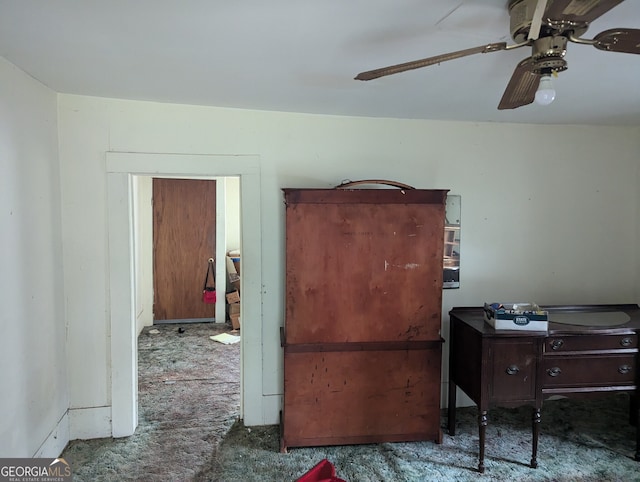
<box><xmin>295</xmin><ymin>459</ymin><xmax>346</xmax><ymax>482</ymax></box>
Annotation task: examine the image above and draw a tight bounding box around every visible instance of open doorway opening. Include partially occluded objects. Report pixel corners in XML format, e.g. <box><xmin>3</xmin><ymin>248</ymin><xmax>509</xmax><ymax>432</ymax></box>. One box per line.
<box><xmin>132</xmin><ymin>176</ymin><xmax>241</xmax><ymax>328</ymax></box>
<box><xmin>106</xmin><ymin>153</ymin><xmax>264</xmax><ymax>437</ymax></box>
<box><xmin>131</xmin><ymin>175</ymin><xmax>242</xmax><ymax>437</ymax></box>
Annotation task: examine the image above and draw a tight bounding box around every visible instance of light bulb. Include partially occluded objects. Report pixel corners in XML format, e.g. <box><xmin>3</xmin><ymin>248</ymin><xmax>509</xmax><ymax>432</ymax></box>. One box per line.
<box><xmin>535</xmin><ymin>74</ymin><xmax>556</xmax><ymax>106</ymax></box>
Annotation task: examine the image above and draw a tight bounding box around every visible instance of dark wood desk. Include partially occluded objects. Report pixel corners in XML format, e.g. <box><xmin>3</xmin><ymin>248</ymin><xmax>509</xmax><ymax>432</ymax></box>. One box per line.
<box><xmin>447</xmin><ymin>304</ymin><xmax>640</xmax><ymax>473</ymax></box>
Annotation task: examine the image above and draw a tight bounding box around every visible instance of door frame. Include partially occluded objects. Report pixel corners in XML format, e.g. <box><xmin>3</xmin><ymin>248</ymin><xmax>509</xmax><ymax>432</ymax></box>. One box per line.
<box><xmin>106</xmin><ymin>152</ymin><xmax>262</xmax><ymax>437</ymax></box>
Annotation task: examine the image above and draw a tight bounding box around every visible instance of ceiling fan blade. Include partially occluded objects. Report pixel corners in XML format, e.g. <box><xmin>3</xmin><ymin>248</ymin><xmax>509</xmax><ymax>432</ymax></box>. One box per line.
<box><xmin>354</xmin><ymin>42</ymin><xmax>507</xmax><ymax>81</ymax></box>
<box><xmin>593</xmin><ymin>28</ymin><xmax>640</xmax><ymax>54</ymax></box>
<box><xmin>498</xmin><ymin>58</ymin><xmax>540</xmax><ymax>110</ymax></box>
<box><xmin>529</xmin><ymin>0</ymin><xmax>549</xmax><ymax>40</ymax></box>
<box><xmin>544</xmin><ymin>0</ymin><xmax>624</xmax><ymax>24</ymax></box>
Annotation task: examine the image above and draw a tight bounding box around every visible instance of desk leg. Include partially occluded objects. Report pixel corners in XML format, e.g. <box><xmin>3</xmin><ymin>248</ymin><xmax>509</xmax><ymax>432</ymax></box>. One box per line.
<box><xmin>448</xmin><ymin>382</ymin><xmax>457</xmax><ymax>436</ymax></box>
<box><xmin>531</xmin><ymin>408</ymin><xmax>540</xmax><ymax>468</ymax></box>
<box><xmin>478</xmin><ymin>410</ymin><xmax>488</xmax><ymax>474</ymax></box>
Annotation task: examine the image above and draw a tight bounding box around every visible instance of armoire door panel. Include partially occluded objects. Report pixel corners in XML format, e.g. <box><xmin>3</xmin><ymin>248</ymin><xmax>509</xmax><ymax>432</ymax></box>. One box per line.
<box><xmin>285</xmin><ymin>200</ymin><xmax>445</xmax><ymax>344</ymax></box>
<box><xmin>282</xmin><ymin>349</ymin><xmax>442</xmax><ymax>447</ymax></box>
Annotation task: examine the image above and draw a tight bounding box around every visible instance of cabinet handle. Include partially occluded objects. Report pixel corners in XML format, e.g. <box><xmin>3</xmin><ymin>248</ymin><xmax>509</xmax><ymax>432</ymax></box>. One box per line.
<box><xmin>620</xmin><ymin>337</ymin><xmax>633</xmax><ymax>347</ymax></box>
<box><xmin>551</xmin><ymin>339</ymin><xmax>564</xmax><ymax>351</ymax></box>
<box><xmin>547</xmin><ymin>367</ymin><xmax>562</xmax><ymax>377</ymax></box>
<box><xmin>505</xmin><ymin>365</ymin><xmax>520</xmax><ymax>375</ymax></box>
<box><xmin>619</xmin><ymin>365</ymin><xmax>632</xmax><ymax>375</ymax></box>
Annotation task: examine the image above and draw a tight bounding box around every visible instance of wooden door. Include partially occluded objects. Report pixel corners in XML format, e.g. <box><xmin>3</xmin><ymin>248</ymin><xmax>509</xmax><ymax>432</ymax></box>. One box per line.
<box><xmin>153</xmin><ymin>178</ymin><xmax>216</xmax><ymax>321</ymax></box>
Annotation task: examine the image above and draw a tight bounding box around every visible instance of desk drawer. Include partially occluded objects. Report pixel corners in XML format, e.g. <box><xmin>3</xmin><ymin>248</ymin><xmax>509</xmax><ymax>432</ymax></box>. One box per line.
<box><xmin>542</xmin><ymin>354</ymin><xmax>636</xmax><ymax>387</ymax></box>
<box><xmin>489</xmin><ymin>340</ymin><xmax>538</xmax><ymax>403</ymax></box>
<box><xmin>545</xmin><ymin>334</ymin><xmax>637</xmax><ymax>353</ymax></box>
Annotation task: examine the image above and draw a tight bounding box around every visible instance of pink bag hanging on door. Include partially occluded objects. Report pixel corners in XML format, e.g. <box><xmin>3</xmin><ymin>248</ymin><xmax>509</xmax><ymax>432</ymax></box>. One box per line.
<box><xmin>202</xmin><ymin>258</ymin><xmax>216</xmax><ymax>303</ymax></box>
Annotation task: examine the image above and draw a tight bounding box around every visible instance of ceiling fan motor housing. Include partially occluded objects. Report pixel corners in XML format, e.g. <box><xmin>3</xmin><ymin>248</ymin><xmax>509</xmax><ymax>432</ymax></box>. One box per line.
<box><xmin>532</xmin><ymin>35</ymin><xmax>568</xmax><ymax>73</ymax></box>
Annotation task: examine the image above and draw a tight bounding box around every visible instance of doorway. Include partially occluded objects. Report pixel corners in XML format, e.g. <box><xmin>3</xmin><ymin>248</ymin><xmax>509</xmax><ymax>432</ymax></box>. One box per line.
<box><xmin>106</xmin><ymin>153</ymin><xmax>265</xmax><ymax>437</ymax></box>
<box><xmin>133</xmin><ymin>175</ymin><xmax>241</xmax><ymax>439</ymax></box>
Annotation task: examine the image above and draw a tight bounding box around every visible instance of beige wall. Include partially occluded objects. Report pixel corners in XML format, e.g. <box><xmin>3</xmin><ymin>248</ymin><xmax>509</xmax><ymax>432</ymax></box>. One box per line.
<box><xmin>0</xmin><ymin>57</ymin><xmax>68</xmax><ymax>457</ymax></box>
<box><xmin>57</xmin><ymin>93</ymin><xmax>640</xmax><ymax>436</ymax></box>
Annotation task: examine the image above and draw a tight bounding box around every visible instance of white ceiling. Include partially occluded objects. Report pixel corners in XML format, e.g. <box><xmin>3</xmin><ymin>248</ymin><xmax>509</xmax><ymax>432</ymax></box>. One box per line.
<box><xmin>1</xmin><ymin>0</ymin><xmax>639</xmax><ymax>125</ymax></box>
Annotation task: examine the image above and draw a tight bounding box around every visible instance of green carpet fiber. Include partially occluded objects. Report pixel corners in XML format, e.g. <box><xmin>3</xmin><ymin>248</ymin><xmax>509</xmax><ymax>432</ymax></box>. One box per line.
<box><xmin>209</xmin><ymin>395</ymin><xmax>639</xmax><ymax>482</ymax></box>
<box><xmin>62</xmin><ymin>324</ymin><xmax>639</xmax><ymax>481</ymax></box>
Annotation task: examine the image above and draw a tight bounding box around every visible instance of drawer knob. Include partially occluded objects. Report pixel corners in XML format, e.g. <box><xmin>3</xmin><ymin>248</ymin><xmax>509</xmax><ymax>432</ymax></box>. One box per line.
<box><xmin>505</xmin><ymin>365</ymin><xmax>520</xmax><ymax>375</ymax></box>
<box><xmin>620</xmin><ymin>337</ymin><xmax>633</xmax><ymax>347</ymax></box>
<box><xmin>547</xmin><ymin>367</ymin><xmax>562</xmax><ymax>377</ymax></box>
<box><xmin>619</xmin><ymin>365</ymin><xmax>632</xmax><ymax>375</ymax></box>
<box><xmin>551</xmin><ymin>339</ymin><xmax>564</xmax><ymax>351</ymax></box>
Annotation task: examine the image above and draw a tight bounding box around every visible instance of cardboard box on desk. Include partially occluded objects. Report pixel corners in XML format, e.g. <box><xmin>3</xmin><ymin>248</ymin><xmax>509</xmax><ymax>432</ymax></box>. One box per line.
<box><xmin>226</xmin><ymin>291</ymin><xmax>240</xmax><ymax>304</ymax></box>
<box><xmin>484</xmin><ymin>303</ymin><xmax>548</xmax><ymax>331</ymax></box>
<box><xmin>226</xmin><ymin>255</ymin><xmax>241</xmax><ymax>293</ymax></box>
<box><xmin>230</xmin><ymin>312</ymin><xmax>240</xmax><ymax>330</ymax></box>
<box><xmin>229</xmin><ymin>273</ymin><xmax>240</xmax><ymax>293</ymax></box>
<box><xmin>227</xmin><ymin>291</ymin><xmax>241</xmax><ymax>330</ymax></box>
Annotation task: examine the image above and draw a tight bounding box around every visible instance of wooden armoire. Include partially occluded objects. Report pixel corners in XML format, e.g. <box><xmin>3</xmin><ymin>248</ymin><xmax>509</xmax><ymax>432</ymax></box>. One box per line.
<box><xmin>280</xmin><ymin>182</ymin><xmax>448</xmax><ymax>451</ymax></box>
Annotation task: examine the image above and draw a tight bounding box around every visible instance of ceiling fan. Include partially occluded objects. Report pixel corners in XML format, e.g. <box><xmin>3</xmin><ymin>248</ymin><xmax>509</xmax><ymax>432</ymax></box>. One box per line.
<box><xmin>355</xmin><ymin>0</ymin><xmax>640</xmax><ymax>109</ymax></box>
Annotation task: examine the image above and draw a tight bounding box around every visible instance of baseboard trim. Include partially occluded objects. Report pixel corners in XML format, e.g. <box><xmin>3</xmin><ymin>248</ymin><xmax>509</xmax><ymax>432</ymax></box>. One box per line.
<box><xmin>69</xmin><ymin>406</ymin><xmax>112</xmax><ymax>440</ymax></box>
<box><xmin>34</xmin><ymin>410</ymin><xmax>70</xmax><ymax>458</ymax></box>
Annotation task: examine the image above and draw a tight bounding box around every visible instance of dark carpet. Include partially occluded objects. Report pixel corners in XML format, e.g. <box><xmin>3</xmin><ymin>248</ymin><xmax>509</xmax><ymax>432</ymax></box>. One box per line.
<box><xmin>62</xmin><ymin>323</ymin><xmax>640</xmax><ymax>481</ymax></box>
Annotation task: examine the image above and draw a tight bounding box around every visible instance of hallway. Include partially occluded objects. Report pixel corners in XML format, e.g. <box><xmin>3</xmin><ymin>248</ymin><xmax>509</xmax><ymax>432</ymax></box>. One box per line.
<box><xmin>62</xmin><ymin>322</ymin><xmax>240</xmax><ymax>481</ymax></box>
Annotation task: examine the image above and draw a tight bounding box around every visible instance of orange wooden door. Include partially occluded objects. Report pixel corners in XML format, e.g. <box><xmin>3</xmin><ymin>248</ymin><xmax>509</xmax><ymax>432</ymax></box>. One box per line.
<box><xmin>153</xmin><ymin>178</ymin><xmax>216</xmax><ymax>321</ymax></box>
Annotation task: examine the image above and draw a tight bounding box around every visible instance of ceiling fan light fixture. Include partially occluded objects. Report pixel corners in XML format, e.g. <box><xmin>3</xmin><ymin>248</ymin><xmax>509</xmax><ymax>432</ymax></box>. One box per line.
<box><xmin>534</xmin><ymin>74</ymin><xmax>556</xmax><ymax>105</ymax></box>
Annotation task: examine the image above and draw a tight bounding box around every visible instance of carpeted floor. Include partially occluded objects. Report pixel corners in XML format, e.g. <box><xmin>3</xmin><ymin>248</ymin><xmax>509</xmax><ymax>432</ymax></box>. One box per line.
<box><xmin>62</xmin><ymin>322</ymin><xmax>640</xmax><ymax>481</ymax></box>
<box><xmin>63</xmin><ymin>322</ymin><xmax>241</xmax><ymax>481</ymax></box>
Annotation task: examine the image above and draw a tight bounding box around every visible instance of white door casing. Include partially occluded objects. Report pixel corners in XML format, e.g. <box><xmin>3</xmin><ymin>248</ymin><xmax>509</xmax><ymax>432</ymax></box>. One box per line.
<box><xmin>106</xmin><ymin>152</ymin><xmax>262</xmax><ymax>437</ymax></box>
